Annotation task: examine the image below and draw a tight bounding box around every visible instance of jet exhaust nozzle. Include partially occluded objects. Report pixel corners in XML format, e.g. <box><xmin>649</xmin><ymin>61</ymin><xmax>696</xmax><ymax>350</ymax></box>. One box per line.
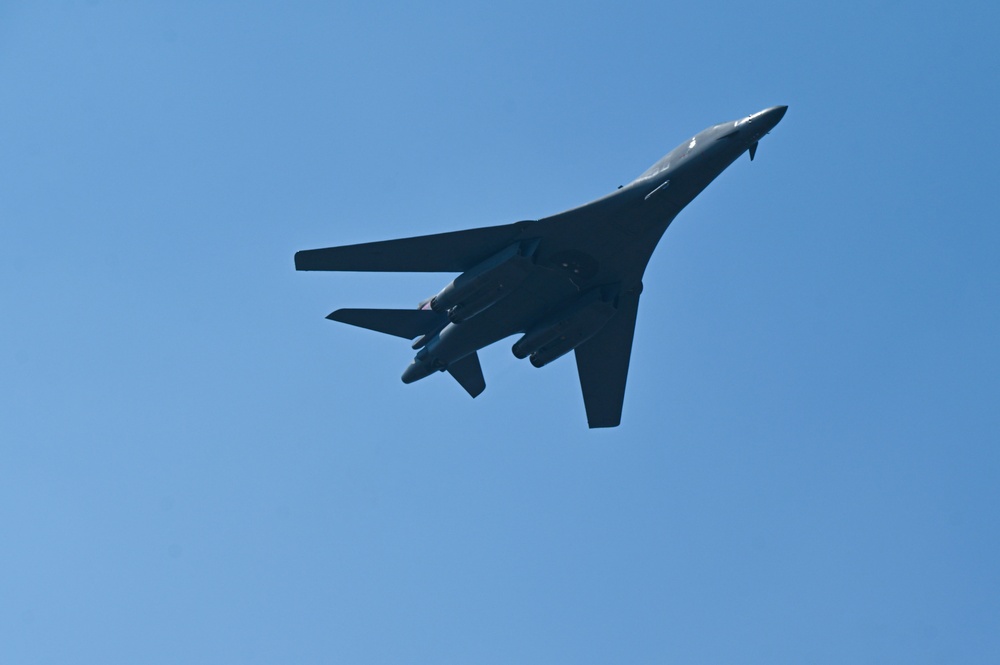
<box><xmin>512</xmin><ymin>288</ymin><xmax>617</xmax><ymax>365</ymax></box>
<box><xmin>430</xmin><ymin>240</ymin><xmax>538</xmax><ymax>323</ymax></box>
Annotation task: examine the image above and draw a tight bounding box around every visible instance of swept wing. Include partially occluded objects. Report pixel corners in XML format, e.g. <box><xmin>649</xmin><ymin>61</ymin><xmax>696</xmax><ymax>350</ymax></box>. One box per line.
<box><xmin>574</xmin><ymin>284</ymin><xmax>642</xmax><ymax>428</ymax></box>
<box><xmin>295</xmin><ymin>221</ymin><xmax>533</xmax><ymax>273</ymax></box>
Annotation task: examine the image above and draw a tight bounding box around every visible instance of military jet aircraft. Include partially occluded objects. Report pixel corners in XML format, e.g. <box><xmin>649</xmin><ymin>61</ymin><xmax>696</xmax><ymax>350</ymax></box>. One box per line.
<box><xmin>296</xmin><ymin>106</ymin><xmax>787</xmax><ymax>428</ymax></box>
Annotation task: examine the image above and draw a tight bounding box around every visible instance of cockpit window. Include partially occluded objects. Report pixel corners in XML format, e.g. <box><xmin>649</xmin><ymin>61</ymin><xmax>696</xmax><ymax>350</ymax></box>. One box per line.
<box><xmin>635</xmin><ymin>135</ymin><xmax>697</xmax><ymax>181</ymax></box>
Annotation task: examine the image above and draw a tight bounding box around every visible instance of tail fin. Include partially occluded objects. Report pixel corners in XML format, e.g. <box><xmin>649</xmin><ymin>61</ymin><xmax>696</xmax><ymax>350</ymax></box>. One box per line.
<box><xmin>329</xmin><ymin>308</ymin><xmax>484</xmax><ymax>397</ymax></box>
<box><xmin>447</xmin><ymin>352</ymin><xmax>486</xmax><ymax>398</ymax></box>
<box><xmin>327</xmin><ymin>308</ymin><xmax>447</xmax><ymax>339</ymax></box>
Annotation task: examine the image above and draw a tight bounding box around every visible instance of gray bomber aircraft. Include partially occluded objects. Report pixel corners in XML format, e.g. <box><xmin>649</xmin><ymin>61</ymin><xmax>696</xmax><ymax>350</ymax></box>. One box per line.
<box><xmin>296</xmin><ymin>105</ymin><xmax>787</xmax><ymax>428</ymax></box>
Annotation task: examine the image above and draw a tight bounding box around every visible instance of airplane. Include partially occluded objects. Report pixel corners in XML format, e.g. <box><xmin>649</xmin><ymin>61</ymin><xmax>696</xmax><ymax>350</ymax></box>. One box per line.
<box><xmin>295</xmin><ymin>105</ymin><xmax>787</xmax><ymax>428</ymax></box>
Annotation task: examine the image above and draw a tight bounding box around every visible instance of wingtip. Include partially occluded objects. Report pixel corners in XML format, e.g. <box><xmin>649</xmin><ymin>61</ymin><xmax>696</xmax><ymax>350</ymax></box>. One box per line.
<box><xmin>294</xmin><ymin>248</ymin><xmax>332</xmax><ymax>271</ymax></box>
<box><xmin>293</xmin><ymin>250</ymin><xmax>307</xmax><ymax>271</ymax></box>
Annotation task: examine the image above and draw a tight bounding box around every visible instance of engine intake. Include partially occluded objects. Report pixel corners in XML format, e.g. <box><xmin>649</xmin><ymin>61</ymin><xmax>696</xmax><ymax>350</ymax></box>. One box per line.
<box><xmin>512</xmin><ymin>287</ymin><xmax>618</xmax><ymax>367</ymax></box>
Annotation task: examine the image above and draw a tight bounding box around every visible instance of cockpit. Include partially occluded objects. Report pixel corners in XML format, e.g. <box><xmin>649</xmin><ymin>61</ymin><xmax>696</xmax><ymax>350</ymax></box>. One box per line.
<box><xmin>636</xmin><ymin>135</ymin><xmax>698</xmax><ymax>181</ymax></box>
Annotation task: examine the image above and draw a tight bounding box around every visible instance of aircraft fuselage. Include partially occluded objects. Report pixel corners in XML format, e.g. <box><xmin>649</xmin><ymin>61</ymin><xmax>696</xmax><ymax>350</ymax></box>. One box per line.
<box><xmin>296</xmin><ymin>105</ymin><xmax>787</xmax><ymax>427</ymax></box>
<box><xmin>401</xmin><ymin>106</ymin><xmax>788</xmax><ymax>384</ymax></box>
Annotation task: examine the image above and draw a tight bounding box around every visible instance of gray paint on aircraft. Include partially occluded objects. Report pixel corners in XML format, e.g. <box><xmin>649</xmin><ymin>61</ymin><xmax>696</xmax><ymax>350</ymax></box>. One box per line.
<box><xmin>295</xmin><ymin>106</ymin><xmax>788</xmax><ymax>428</ymax></box>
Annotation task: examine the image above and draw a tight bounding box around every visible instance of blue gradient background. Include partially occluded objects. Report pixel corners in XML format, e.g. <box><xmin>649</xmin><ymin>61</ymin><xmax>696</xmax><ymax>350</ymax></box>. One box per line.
<box><xmin>2</xmin><ymin>2</ymin><xmax>998</xmax><ymax>662</ymax></box>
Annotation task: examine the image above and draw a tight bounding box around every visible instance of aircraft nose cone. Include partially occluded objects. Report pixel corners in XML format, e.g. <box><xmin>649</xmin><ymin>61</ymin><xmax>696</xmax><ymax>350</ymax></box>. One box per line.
<box><xmin>757</xmin><ymin>105</ymin><xmax>787</xmax><ymax>132</ymax></box>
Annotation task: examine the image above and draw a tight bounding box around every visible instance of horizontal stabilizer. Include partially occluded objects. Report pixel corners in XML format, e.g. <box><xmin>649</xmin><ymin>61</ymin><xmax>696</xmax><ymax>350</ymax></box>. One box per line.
<box><xmin>296</xmin><ymin>221</ymin><xmax>533</xmax><ymax>273</ymax></box>
<box><xmin>327</xmin><ymin>308</ymin><xmax>447</xmax><ymax>339</ymax></box>
<box><xmin>447</xmin><ymin>352</ymin><xmax>486</xmax><ymax>398</ymax></box>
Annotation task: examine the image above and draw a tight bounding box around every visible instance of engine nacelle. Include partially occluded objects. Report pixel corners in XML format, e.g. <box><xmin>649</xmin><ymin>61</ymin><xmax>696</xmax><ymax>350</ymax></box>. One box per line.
<box><xmin>429</xmin><ymin>240</ymin><xmax>538</xmax><ymax>323</ymax></box>
<box><xmin>512</xmin><ymin>287</ymin><xmax>618</xmax><ymax>367</ymax></box>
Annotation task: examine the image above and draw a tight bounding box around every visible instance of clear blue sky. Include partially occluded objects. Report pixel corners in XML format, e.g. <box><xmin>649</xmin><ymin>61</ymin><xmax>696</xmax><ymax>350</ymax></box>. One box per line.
<box><xmin>2</xmin><ymin>2</ymin><xmax>998</xmax><ymax>663</ymax></box>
